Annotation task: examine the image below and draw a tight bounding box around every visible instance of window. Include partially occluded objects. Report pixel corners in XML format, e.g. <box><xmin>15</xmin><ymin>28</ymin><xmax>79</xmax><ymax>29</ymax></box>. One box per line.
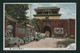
<box><xmin>17</xmin><ymin>27</ymin><xmax>25</xmax><ymax>34</ymax></box>
<box><xmin>52</xmin><ymin>11</ymin><xmax>57</xmax><ymax>14</ymax></box>
<box><xmin>37</xmin><ymin>12</ymin><xmax>42</xmax><ymax>14</ymax></box>
<box><xmin>44</xmin><ymin>12</ymin><xmax>48</xmax><ymax>14</ymax></box>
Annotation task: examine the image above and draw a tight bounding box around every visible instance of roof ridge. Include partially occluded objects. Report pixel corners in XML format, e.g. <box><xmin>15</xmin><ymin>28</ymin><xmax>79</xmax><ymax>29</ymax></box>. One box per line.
<box><xmin>35</xmin><ymin>6</ymin><xmax>60</xmax><ymax>10</ymax></box>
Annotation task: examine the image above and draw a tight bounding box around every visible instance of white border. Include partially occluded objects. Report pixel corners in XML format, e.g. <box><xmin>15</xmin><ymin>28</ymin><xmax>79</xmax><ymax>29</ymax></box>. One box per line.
<box><xmin>3</xmin><ymin>3</ymin><xmax>77</xmax><ymax>50</ymax></box>
<box><xmin>3</xmin><ymin>3</ymin><xmax>5</xmax><ymax>50</ymax></box>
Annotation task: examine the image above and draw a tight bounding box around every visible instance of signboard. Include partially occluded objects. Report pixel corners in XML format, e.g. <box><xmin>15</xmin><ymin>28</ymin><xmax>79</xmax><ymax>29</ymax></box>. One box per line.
<box><xmin>54</xmin><ymin>28</ymin><xmax>63</xmax><ymax>34</ymax></box>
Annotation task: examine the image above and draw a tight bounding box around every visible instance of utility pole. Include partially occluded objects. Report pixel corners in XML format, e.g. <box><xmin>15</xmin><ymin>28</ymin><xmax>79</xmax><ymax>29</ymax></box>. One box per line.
<box><xmin>29</xmin><ymin>4</ymin><xmax>32</xmax><ymax>42</ymax></box>
<box><xmin>30</xmin><ymin>4</ymin><xmax>32</xmax><ymax>20</ymax></box>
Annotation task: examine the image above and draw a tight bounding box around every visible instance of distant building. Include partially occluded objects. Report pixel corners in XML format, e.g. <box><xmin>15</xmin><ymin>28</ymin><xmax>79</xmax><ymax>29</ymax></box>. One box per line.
<box><xmin>34</xmin><ymin>7</ymin><xmax>75</xmax><ymax>37</ymax></box>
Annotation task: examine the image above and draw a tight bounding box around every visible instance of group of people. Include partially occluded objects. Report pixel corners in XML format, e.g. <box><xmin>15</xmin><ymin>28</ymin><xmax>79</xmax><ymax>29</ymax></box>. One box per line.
<box><xmin>17</xmin><ymin>31</ymin><xmax>37</xmax><ymax>48</ymax></box>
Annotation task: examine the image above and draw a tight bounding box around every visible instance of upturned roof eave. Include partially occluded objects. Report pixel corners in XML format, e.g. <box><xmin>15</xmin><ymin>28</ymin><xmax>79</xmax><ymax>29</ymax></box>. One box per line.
<box><xmin>5</xmin><ymin>12</ymin><xmax>18</xmax><ymax>22</ymax></box>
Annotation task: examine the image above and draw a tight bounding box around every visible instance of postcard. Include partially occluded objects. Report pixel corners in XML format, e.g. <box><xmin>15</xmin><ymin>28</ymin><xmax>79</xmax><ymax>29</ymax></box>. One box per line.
<box><xmin>3</xmin><ymin>3</ymin><xmax>76</xmax><ymax>50</ymax></box>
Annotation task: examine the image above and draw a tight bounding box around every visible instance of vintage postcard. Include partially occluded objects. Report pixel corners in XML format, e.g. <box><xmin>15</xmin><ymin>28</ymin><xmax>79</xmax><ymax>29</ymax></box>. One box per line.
<box><xmin>3</xmin><ymin>3</ymin><xmax>76</xmax><ymax>50</ymax></box>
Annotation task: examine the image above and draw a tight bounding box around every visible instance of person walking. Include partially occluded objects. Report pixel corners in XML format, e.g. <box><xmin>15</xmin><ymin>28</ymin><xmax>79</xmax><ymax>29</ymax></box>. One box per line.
<box><xmin>17</xmin><ymin>40</ymin><xmax>20</xmax><ymax>48</ymax></box>
<box><xmin>23</xmin><ymin>37</ymin><xmax>26</xmax><ymax>44</ymax></box>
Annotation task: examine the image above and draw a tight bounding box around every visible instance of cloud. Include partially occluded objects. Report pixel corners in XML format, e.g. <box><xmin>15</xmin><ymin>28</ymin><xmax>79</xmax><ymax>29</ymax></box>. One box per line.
<box><xmin>57</xmin><ymin>4</ymin><xmax>76</xmax><ymax>19</ymax></box>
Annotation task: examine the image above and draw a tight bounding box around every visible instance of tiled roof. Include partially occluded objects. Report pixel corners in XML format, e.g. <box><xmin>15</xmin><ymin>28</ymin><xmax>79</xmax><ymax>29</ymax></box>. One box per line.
<box><xmin>35</xmin><ymin>7</ymin><xmax>60</xmax><ymax>10</ymax></box>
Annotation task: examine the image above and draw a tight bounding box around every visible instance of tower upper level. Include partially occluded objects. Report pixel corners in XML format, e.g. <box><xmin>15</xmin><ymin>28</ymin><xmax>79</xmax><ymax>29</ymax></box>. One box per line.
<box><xmin>34</xmin><ymin>7</ymin><xmax>61</xmax><ymax>19</ymax></box>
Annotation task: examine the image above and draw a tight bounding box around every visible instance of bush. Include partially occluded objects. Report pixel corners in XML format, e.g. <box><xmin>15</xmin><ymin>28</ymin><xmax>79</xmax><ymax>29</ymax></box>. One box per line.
<box><xmin>70</xmin><ymin>35</ymin><xmax>75</xmax><ymax>39</ymax></box>
<box><xmin>57</xmin><ymin>38</ymin><xmax>75</xmax><ymax>47</ymax></box>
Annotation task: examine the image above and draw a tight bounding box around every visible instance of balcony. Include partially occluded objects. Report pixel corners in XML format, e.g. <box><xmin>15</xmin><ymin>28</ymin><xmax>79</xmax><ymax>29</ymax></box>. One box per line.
<box><xmin>34</xmin><ymin>14</ymin><xmax>61</xmax><ymax>16</ymax></box>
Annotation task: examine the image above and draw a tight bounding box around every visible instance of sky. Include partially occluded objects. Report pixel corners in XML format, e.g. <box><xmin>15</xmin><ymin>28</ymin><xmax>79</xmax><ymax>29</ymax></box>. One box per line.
<box><xmin>26</xmin><ymin>3</ymin><xmax>76</xmax><ymax>19</ymax></box>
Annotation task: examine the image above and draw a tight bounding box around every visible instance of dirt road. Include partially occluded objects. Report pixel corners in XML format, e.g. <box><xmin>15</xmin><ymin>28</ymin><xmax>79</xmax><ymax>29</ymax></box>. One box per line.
<box><xmin>16</xmin><ymin>38</ymin><xmax>65</xmax><ymax>48</ymax></box>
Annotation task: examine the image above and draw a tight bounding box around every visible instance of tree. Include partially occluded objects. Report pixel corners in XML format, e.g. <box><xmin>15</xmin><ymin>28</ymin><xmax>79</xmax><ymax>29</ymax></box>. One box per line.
<box><xmin>31</xmin><ymin>18</ymin><xmax>40</xmax><ymax>32</ymax></box>
<box><xmin>5</xmin><ymin>4</ymin><xmax>29</xmax><ymax>22</ymax></box>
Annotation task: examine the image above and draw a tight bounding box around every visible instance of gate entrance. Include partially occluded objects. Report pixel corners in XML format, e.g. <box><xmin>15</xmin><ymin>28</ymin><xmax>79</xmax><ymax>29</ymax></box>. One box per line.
<box><xmin>43</xmin><ymin>26</ymin><xmax>52</xmax><ymax>37</ymax></box>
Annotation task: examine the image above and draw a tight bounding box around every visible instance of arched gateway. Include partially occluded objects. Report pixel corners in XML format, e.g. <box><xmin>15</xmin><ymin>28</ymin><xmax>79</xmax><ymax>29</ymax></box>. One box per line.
<box><xmin>43</xmin><ymin>26</ymin><xmax>52</xmax><ymax>37</ymax></box>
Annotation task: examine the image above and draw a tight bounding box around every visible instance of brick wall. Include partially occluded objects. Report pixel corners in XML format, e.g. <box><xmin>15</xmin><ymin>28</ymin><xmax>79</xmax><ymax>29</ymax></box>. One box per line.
<box><xmin>39</xmin><ymin>19</ymin><xmax>75</xmax><ymax>37</ymax></box>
